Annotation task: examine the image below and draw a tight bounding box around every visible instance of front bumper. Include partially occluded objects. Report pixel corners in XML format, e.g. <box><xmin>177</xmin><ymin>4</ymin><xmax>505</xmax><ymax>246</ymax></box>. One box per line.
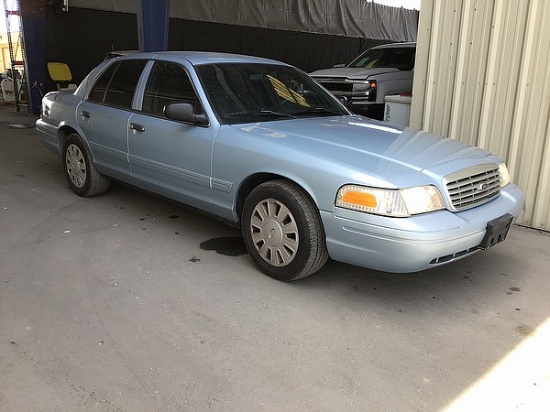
<box><xmin>321</xmin><ymin>184</ymin><xmax>524</xmax><ymax>273</ymax></box>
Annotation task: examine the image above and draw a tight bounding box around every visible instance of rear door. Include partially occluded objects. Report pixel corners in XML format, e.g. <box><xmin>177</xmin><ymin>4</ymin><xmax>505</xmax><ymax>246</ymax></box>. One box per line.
<box><xmin>77</xmin><ymin>59</ymin><xmax>148</xmax><ymax>180</ymax></box>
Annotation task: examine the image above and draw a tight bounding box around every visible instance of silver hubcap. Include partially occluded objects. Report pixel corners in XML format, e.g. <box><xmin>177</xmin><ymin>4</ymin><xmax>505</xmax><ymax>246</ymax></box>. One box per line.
<box><xmin>65</xmin><ymin>144</ymin><xmax>86</xmax><ymax>188</ymax></box>
<box><xmin>250</xmin><ymin>198</ymin><xmax>299</xmax><ymax>267</ymax></box>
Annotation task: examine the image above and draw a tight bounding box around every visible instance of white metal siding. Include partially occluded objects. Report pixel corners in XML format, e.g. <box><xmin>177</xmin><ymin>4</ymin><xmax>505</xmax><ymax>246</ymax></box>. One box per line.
<box><xmin>411</xmin><ymin>0</ymin><xmax>550</xmax><ymax>230</ymax></box>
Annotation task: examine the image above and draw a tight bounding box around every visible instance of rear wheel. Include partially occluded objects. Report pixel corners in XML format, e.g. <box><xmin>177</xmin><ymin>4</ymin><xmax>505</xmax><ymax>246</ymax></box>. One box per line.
<box><xmin>242</xmin><ymin>180</ymin><xmax>328</xmax><ymax>281</ymax></box>
<box><xmin>62</xmin><ymin>133</ymin><xmax>110</xmax><ymax>197</ymax></box>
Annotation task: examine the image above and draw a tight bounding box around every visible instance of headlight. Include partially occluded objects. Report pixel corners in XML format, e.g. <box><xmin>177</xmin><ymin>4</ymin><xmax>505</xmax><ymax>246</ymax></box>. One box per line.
<box><xmin>336</xmin><ymin>184</ymin><xmax>445</xmax><ymax>217</ymax></box>
<box><xmin>498</xmin><ymin>162</ymin><xmax>511</xmax><ymax>187</ymax></box>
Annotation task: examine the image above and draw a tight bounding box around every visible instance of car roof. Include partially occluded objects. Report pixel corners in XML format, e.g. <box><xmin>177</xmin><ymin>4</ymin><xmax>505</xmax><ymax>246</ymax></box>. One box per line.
<box><xmin>116</xmin><ymin>51</ymin><xmax>287</xmax><ymax>66</ymax></box>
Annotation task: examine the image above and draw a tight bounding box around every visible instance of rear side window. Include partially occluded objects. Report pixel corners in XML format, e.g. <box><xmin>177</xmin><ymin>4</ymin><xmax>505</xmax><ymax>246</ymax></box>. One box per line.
<box><xmin>88</xmin><ymin>60</ymin><xmax>147</xmax><ymax>109</ymax></box>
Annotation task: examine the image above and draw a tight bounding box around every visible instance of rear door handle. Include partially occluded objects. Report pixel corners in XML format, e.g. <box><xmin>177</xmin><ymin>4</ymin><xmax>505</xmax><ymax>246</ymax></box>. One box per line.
<box><xmin>80</xmin><ymin>111</ymin><xmax>91</xmax><ymax>119</ymax></box>
<box><xmin>129</xmin><ymin>123</ymin><xmax>145</xmax><ymax>132</ymax></box>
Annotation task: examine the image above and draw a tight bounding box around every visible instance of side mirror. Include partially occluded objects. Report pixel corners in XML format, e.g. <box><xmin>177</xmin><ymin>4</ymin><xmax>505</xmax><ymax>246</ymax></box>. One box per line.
<box><xmin>164</xmin><ymin>101</ymin><xmax>209</xmax><ymax>126</ymax></box>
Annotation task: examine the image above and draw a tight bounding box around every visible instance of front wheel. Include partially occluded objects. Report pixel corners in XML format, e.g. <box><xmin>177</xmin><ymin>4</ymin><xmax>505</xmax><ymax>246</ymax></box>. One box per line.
<box><xmin>242</xmin><ymin>180</ymin><xmax>328</xmax><ymax>281</ymax></box>
<box><xmin>62</xmin><ymin>133</ymin><xmax>110</xmax><ymax>197</ymax></box>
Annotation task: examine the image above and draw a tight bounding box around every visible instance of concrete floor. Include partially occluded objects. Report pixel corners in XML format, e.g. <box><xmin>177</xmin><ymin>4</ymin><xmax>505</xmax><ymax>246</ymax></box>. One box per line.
<box><xmin>1</xmin><ymin>105</ymin><xmax>549</xmax><ymax>411</ymax></box>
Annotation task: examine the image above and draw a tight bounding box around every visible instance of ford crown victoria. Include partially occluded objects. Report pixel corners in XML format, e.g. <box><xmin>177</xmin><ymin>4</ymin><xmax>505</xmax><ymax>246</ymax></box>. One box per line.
<box><xmin>36</xmin><ymin>52</ymin><xmax>524</xmax><ymax>281</ymax></box>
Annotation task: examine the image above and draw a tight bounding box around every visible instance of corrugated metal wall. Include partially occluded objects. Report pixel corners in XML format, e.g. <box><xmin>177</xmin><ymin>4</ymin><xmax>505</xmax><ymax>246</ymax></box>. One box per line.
<box><xmin>411</xmin><ymin>0</ymin><xmax>550</xmax><ymax>230</ymax></box>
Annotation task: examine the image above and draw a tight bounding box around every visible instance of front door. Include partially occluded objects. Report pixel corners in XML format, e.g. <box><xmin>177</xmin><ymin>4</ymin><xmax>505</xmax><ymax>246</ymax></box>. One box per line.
<box><xmin>128</xmin><ymin>60</ymin><xmax>217</xmax><ymax>213</ymax></box>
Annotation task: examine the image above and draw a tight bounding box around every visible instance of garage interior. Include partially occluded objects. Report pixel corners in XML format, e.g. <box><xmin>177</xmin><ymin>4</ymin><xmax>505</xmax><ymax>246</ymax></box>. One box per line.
<box><xmin>2</xmin><ymin>0</ymin><xmax>418</xmax><ymax>112</ymax></box>
<box><xmin>1</xmin><ymin>0</ymin><xmax>549</xmax><ymax>411</ymax></box>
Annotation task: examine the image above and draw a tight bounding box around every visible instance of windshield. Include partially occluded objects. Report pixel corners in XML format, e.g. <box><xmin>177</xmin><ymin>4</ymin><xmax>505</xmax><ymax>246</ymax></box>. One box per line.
<box><xmin>196</xmin><ymin>63</ymin><xmax>349</xmax><ymax>124</ymax></box>
<box><xmin>348</xmin><ymin>47</ymin><xmax>415</xmax><ymax>70</ymax></box>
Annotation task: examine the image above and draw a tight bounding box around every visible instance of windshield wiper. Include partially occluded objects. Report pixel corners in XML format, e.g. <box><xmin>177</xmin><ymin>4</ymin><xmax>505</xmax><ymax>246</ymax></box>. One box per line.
<box><xmin>258</xmin><ymin>109</ymin><xmax>297</xmax><ymax>119</ymax></box>
<box><xmin>295</xmin><ymin>107</ymin><xmax>344</xmax><ymax>117</ymax></box>
<box><xmin>226</xmin><ymin>109</ymin><xmax>297</xmax><ymax>120</ymax></box>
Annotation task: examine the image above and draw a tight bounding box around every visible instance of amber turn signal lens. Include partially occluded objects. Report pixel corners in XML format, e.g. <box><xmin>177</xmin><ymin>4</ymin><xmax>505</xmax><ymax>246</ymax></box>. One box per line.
<box><xmin>342</xmin><ymin>191</ymin><xmax>377</xmax><ymax>208</ymax></box>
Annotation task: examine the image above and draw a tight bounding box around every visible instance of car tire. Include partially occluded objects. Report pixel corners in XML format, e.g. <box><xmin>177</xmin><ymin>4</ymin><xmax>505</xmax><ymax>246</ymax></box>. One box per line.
<box><xmin>242</xmin><ymin>180</ymin><xmax>329</xmax><ymax>281</ymax></box>
<box><xmin>62</xmin><ymin>133</ymin><xmax>110</xmax><ymax>197</ymax></box>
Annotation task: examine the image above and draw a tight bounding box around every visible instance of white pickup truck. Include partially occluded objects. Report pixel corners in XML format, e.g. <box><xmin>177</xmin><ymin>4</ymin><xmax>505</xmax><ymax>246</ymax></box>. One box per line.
<box><xmin>310</xmin><ymin>42</ymin><xmax>416</xmax><ymax>119</ymax></box>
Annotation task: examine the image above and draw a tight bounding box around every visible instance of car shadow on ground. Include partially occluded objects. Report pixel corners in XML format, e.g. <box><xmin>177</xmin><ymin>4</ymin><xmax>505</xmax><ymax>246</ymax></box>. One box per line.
<box><xmin>103</xmin><ymin>180</ymin><xmax>530</xmax><ymax>320</ymax></box>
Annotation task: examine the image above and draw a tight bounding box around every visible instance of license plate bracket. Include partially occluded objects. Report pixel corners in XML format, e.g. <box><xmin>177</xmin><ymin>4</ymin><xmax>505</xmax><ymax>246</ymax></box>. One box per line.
<box><xmin>477</xmin><ymin>213</ymin><xmax>514</xmax><ymax>250</ymax></box>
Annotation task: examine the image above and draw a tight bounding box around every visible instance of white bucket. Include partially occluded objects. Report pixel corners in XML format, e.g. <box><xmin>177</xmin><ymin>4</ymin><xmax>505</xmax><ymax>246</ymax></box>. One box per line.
<box><xmin>1</xmin><ymin>78</ymin><xmax>16</xmax><ymax>102</ymax></box>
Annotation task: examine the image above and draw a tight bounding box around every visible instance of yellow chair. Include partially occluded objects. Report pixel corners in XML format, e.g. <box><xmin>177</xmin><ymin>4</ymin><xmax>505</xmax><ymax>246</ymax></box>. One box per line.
<box><xmin>47</xmin><ymin>62</ymin><xmax>78</xmax><ymax>92</ymax></box>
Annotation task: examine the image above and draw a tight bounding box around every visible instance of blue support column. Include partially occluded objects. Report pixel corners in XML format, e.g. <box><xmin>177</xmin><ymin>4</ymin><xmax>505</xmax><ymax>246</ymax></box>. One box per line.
<box><xmin>137</xmin><ymin>0</ymin><xmax>170</xmax><ymax>52</ymax></box>
<box><xmin>20</xmin><ymin>0</ymin><xmax>46</xmax><ymax>115</ymax></box>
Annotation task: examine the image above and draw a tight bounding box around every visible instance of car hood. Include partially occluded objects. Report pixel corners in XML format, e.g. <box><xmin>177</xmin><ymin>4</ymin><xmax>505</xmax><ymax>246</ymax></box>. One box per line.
<box><xmin>232</xmin><ymin>116</ymin><xmax>494</xmax><ymax>185</ymax></box>
<box><xmin>309</xmin><ymin>67</ymin><xmax>399</xmax><ymax>80</ymax></box>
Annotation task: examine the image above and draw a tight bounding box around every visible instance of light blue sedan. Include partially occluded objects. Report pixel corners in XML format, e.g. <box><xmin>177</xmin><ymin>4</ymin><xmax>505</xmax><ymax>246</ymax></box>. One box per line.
<box><xmin>36</xmin><ymin>52</ymin><xmax>524</xmax><ymax>281</ymax></box>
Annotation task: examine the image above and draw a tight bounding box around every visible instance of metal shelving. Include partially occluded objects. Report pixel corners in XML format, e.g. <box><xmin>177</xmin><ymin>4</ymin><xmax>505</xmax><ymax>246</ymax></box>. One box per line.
<box><xmin>3</xmin><ymin>0</ymin><xmax>27</xmax><ymax>112</ymax></box>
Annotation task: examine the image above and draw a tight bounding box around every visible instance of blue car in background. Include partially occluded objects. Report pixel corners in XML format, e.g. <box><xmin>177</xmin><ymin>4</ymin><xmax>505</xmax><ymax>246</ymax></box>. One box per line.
<box><xmin>36</xmin><ymin>52</ymin><xmax>524</xmax><ymax>281</ymax></box>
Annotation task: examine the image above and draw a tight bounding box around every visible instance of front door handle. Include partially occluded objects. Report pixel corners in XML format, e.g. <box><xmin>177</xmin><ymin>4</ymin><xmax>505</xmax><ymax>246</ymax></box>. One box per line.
<box><xmin>129</xmin><ymin>123</ymin><xmax>145</xmax><ymax>132</ymax></box>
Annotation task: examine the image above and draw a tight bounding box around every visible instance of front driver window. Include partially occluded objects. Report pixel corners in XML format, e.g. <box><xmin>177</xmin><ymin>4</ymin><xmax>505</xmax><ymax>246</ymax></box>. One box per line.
<box><xmin>142</xmin><ymin>61</ymin><xmax>200</xmax><ymax>117</ymax></box>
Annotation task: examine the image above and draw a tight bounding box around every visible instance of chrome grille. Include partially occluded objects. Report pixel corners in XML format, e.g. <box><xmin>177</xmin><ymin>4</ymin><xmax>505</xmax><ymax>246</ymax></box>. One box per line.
<box><xmin>321</xmin><ymin>82</ymin><xmax>353</xmax><ymax>93</ymax></box>
<box><xmin>313</xmin><ymin>78</ymin><xmax>354</xmax><ymax>94</ymax></box>
<box><xmin>443</xmin><ymin>164</ymin><xmax>501</xmax><ymax>211</ymax></box>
